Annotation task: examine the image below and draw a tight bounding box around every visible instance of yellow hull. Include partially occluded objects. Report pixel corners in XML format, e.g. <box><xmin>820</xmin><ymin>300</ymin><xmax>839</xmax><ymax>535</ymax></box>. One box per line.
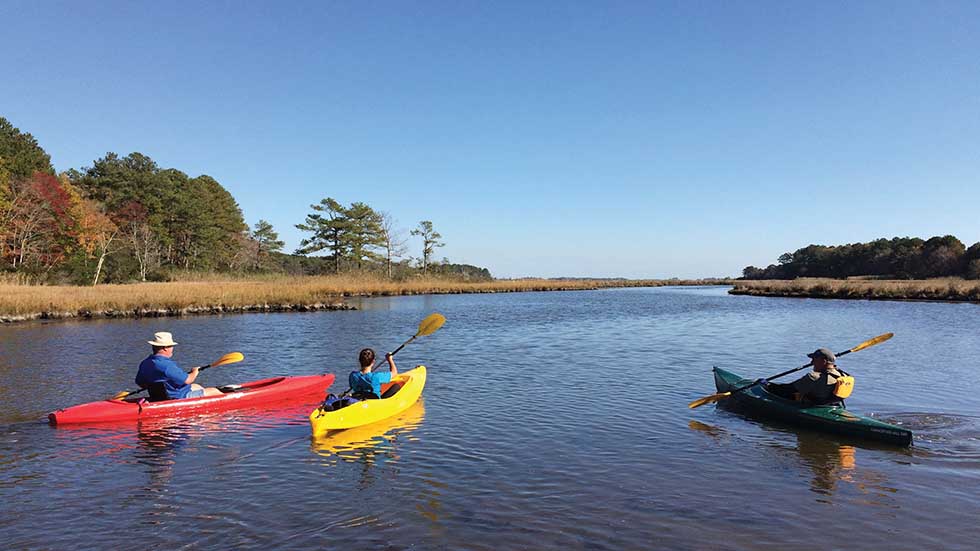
<box><xmin>310</xmin><ymin>400</ymin><xmax>425</xmax><ymax>459</ymax></box>
<box><xmin>309</xmin><ymin>366</ymin><xmax>427</xmax><ymax>435</ymax></box>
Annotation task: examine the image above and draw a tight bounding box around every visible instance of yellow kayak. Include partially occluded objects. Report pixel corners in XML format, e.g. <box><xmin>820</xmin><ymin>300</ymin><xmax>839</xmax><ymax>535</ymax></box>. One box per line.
<box><xmin>310</xmin><ymin>366</ymin><xmax>427</xmax><ymax>436</ymax></box>
<box><xmin>311</xmin><ymin>400</ymin><xmax>425</xmax><ymax>459</ymax></box>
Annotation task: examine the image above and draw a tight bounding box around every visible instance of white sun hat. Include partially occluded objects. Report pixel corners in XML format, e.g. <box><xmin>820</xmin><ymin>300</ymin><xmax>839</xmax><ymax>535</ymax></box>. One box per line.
<box><xmin>148</xmin><ymin>332</ymin><xmax>178</xmax><ymax>347</ymax></box>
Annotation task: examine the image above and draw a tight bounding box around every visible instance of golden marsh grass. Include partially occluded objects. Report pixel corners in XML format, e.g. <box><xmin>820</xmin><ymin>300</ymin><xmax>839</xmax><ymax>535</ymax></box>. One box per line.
<box><xmin>0</xmin><ymin>275</ymin><xmax>730</xmax><ymax>321</ymax></box>
<box><xmin>731</xmin><ymin>278</ymin><xmax>980</xmax><ymax>302</ymax></box>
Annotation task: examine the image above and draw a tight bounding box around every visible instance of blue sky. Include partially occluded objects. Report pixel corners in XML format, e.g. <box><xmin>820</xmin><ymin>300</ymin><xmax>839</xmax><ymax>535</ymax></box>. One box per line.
<box><xmin>2</xmin><ymin>1</ymin><xmax>978</xmax><ymax>278</ymax></box>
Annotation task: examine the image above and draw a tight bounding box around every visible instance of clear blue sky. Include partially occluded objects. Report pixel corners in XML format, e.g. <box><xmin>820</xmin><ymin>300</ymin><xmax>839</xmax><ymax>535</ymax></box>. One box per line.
<box><xmin>2</xmin><ymin>1</ymin><xmax>978</xmax><ymax>278</ymax></box>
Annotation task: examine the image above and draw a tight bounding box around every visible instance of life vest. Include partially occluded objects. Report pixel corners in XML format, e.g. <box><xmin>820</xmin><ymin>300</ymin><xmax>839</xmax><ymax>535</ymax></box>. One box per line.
<box><xmin>833</xmin><ymin>370</ymin><xmax>855</xmax><ymax>399</ymax></box>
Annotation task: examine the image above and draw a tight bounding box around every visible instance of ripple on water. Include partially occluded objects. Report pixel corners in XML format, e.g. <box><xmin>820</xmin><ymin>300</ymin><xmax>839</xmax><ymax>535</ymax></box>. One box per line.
<box><xmin>885</xmin><ymin>413</ymin><xmax>980</xmax><ymax>464</ymax></box>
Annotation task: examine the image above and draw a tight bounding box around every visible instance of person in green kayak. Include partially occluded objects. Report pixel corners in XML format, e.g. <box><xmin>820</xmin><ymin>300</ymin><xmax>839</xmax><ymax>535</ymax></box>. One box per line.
<box><xmin>135</xmin><ymin>332</ymin><xmax>222</xmax><ymax>401</ymax></box>
<box><xmin>762</xmin><ymin>348</ymin><xmax>844</xmax><ymax>406</ymax></box>
<box><xmin>349</xmin><ymin>348</ymin><xmax>399</xmax><ymax>400</ymax></box>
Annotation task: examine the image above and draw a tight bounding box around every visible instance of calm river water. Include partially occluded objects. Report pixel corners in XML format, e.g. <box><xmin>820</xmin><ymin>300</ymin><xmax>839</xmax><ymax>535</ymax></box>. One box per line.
<box><xmin>1</xmin><ymin>287</ymin><xmax>978</xmax><ymax>549</ymax></box>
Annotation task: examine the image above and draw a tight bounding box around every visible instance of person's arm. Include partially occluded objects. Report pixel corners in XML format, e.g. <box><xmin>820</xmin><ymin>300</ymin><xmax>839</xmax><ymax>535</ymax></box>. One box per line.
<box><xmin>184</xmin><ymin>366</ymin><xmax>200</xmax><ymax>385</ymax></box>
<box><xmin>792</xmin><ymin>372</ymin><xmax>819</xmax><ymax>395</ymax></box>
<box><xmin>162</xmin><ymin>359</ymin><xmax>195</xmax><ymax>386</ymax></box>
<box><xmin>386</xmin><ymin>353</ymin><xmax>397</xmax><ymax>377</ymax></box>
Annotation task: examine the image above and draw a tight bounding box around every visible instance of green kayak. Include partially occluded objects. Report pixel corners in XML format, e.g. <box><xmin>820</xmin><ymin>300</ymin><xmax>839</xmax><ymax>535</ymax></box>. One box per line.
<box><xmin>713</xmin><ymin>367</ymin><xmax>913</xmax><ymax>447</ymax></box>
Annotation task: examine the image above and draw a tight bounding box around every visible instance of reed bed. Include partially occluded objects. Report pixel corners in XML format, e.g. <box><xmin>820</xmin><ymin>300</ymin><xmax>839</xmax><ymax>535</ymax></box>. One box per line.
<box><xmin>731</xmin><ymin>278</ymin><xmax>980</xmax><ymax>302</ymax></box>
<box><xmin>0</xmin><ymin>275</ymin><xmax>730</xmax><ymax>322</ymax></box>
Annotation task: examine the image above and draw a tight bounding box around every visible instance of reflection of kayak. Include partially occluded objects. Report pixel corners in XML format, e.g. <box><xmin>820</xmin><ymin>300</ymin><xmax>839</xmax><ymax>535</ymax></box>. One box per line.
<box><xmin>713</xmin><ymin>367</ymin><xmax>913</xmax><ymax>447</ymax></box>
<box><xmin>310</xmin><ymin>366</ymin><xmax>426</xmax><ymax>435</ymax></box>
<box><xmin>311</xmin><ymin>400</ymin><xmax>425</xmax><ymax>457</ymax></box>
<box><xmin>49</xmin><ymin>374</ymin><xmax>335</xmax><ymax>425</ymax></box>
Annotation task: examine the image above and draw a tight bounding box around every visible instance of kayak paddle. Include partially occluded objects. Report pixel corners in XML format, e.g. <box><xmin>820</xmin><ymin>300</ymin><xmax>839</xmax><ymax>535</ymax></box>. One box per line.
<box><xmin>687</xmin><ymin>333</ymin><xmax>893</xmax><ymax>409</ymax></box>
<box><xmin>110</xmin><ymin>351</ymin><xmax>245</xmax><ymax>400</ymax></box>
<box><xmin>388</xmin><ymin>313</ymin><xmax>446</xmax><ymax>359</ymax></box>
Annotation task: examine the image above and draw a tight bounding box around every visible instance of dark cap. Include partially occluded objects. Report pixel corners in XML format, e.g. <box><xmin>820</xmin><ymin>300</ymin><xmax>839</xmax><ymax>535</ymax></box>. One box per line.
<box><xmin>807</xmin><ymin>348</ymin><xmax>836</xmax><ymax>363</ymax></box>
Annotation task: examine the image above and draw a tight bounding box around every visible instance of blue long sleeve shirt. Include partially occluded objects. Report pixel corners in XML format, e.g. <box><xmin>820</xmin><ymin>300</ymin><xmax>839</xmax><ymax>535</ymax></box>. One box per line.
<box><xmin>136</xmin><ymin>354</ymin><xmax>191</xmax><ymax>400</ymax></box>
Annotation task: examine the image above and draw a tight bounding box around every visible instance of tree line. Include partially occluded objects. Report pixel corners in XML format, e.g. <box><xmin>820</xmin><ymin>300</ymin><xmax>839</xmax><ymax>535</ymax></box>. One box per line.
<box><xmin>742</xmin><ymin>235</ymin><xmax>980</xmax><ymax>280</ymax></box>
<box><xmin>0</xmin><ymin>116</ymin><xmax>490</xmax><ymax>284</ymax></box>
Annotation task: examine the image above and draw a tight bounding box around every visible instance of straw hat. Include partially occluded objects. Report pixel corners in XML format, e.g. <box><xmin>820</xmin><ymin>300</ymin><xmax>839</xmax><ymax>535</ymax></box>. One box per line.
<box><xmin>148</xmin><ymin>332</ymin><xmax>178</xmax><ymax>347</ymax></box>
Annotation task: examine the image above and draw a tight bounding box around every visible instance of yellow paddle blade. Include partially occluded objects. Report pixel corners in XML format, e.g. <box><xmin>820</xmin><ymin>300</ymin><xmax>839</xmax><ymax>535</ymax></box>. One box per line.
<box><xmin>110</xmin><ymin>390</ymin><xmax>130</xmax><ymax>400</ymax></box>
<box><xmin>416</xmin><ymin>313</ymin><xmax>446</xmax><ymax>337</ymax></box>
<box><xmin>211</xmin><ymin>351</ymin><xmax>245</xmax><ymax>367</ymax></box>
<box><xmin>847</xmin><ymin>332</ymin><xmax>893</xmax><ymax>354</ymax></box>
<box><xmin>688</xmin><ymin>391</ymin><xmax>731</xmax><ymax>409</ymax></box>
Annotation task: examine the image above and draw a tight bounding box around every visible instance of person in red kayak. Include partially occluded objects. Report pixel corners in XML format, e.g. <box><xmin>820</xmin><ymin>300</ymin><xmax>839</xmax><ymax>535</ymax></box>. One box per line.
<box><xmin>135</xmin><ymin>332</ymin><xmax>222</xmax><ymax>401</ymax></box>
<box><xmin>762</xmin><ymin>348</ymin><xmax>844</xmax><ymax>405</ymax></box>
<box><xmin>349</xmin><ymin>348</ymin><xmax>399</xmax><ymax>399</ymax></box>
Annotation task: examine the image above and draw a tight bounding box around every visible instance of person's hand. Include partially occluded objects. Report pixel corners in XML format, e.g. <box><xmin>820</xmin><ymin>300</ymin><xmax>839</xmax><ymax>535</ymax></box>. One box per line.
<box><xmin>754</xmin><ymin>378</ymin><xmax>768</xmax><ymax>386</ymax></box>
<box><xmin>385</xmin><ymin>353</ymin><xmax>393</xmax><ymax>360</ymax></box>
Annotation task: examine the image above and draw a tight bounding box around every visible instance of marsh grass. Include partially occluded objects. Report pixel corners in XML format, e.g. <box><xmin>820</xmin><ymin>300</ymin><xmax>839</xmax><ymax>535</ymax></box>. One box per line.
<box><xmin>731</xmin><ymin>278</ymin><xmax>980</xmax><ymax>302</ymax></box>
<box><xmin>0</xmin><ymin>275</ymin><xmax>729</xmax><ymax>320</ymax></box>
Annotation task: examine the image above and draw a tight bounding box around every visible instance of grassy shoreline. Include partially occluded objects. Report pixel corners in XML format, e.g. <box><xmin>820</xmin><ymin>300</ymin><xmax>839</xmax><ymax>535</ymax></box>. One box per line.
<box><xmin>0</xmin><ymin>275</ymin><xmax>730</xmax><ymax>323</ymax></box>
<box><xmin>730</xmin><ymin>278</ymin><xmax>980</xmax><ymax>303</ymax></box>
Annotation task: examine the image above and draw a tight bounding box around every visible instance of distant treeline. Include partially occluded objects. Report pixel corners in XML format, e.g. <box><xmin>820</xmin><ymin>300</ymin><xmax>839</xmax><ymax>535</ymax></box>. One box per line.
<box><xmin>742</xmin><ymin>236</ymin><xmax>980</xmax><ymax>280</ymax></box>
<box><xmin>0</xmin><ymin>116</ymin><xmax>490</xmax><ymax>284</ymax></box>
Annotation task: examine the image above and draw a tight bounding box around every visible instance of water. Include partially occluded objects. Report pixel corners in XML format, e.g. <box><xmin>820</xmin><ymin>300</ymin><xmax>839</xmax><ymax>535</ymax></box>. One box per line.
<box><xmin>1</xmin><ymin>287</ymin><xmax>978</xmax><ymax>549</ymax></box>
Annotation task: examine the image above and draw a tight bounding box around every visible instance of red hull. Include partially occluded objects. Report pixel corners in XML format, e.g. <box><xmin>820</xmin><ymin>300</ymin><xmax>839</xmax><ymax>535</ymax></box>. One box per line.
<box><xmin>49</xmin><ymin>373</ymin><xmax>334</xmax><ymax>425</ymax></box>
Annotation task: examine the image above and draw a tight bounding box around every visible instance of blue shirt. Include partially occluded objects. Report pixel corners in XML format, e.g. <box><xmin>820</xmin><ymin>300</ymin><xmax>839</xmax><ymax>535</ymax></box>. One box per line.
<box><xmin>349</xmin><ymin>370</ymin><xmax>392</xmax><ymax>398</ymax></box>
<box><xmin>136</xmin><ymin>354</ymin><xmax>191</xmax><ymax>400</ymax></box>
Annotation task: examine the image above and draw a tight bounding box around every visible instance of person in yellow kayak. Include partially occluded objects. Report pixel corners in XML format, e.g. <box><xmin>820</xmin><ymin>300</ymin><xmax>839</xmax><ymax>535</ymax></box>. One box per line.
<box><xmin>349</xmin><ymin>348</ymin><xmax>399</xmax><ymax>400</ymax></box>
<box><xmin>761</xmin><ymin>348</ymin><xmax>845</xmax><ymax>406</ymax></box>
<box><xmin>135</xmin><ymin>332</ymin><xmax>222</xmax><ymax>401</ymax></box>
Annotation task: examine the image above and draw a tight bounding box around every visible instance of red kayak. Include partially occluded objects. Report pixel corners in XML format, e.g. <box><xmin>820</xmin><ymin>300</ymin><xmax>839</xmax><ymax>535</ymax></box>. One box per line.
<box><xmin>48</xmin><ymin>374</ymin><xmax>335</xmax><ymax>425</ymax></box>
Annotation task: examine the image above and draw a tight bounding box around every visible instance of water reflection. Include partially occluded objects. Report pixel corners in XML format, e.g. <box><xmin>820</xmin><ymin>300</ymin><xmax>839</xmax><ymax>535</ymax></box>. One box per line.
<box><xmin>795</xmin><ymin>436</ymin><xmax>857</xmax><ymax>496</ymax></box>
<box><xmin>794</xmin><ymin>434</ymin><xmax>900</xmax><ymax>506</ymax></box>
<box><xmin>310</xmin><ymin>400</ymin><xmax>426</xmax><ymax>466</ymax></box>
<box><xmin>688</xmin><ymin>419</ymin><xmax>730</xmax><ymax>442</ymax></box>
<box><xmin>688</xmin><ymin>419</ymin><xmax>901</xmax><ymax>504</ymax></box>
<box><xmin>133</xmin><ymin>421</ymin><xmax>196</xmax><ymax>493</ymax></box>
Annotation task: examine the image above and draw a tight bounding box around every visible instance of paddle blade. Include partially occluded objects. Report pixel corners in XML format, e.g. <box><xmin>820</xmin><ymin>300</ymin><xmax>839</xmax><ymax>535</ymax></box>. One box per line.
<box><xmin>688</xmin><ymin>391</ymin><xmax>731</xmax><ymax>409</ymax></box>
<box><xmin>416</xmin><ymin>313</ymin><xmax>446</xmax><ymax>337</ymax></box>
<box><xmin>110</xmin><ymin>390</ymin><xmax>130</xmax><ymax>400</ymax></box>
<box><xmin>210</xmin><ymin>352</ymin><xmax>245</xmax><ymax>367</ymax></box>
<box><xmin>847</xmin><ymin>332</ymin><xmax>893</xmax><ymax>354</ymax></box>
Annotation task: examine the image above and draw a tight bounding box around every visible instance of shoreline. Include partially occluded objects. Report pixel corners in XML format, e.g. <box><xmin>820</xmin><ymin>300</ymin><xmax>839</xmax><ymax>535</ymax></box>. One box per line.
<box><xmin>0</xmin><ymin>276</ymin><xmax>730</xmax><ymax>324</ymax></box>
<box><xmin>730</xmin><ymin>278</ymin><xmax>980</xmax><ymax>304</ymax></box>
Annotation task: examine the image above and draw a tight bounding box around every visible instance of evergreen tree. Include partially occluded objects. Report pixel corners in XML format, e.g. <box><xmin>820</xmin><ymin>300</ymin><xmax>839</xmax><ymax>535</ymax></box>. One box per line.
<box><xmin>410</xmin><ymin>220</ymin><xmax>444</xmax><ymax>276</ymax></box>
<box><xmin>295</xmin><ymin>198</ymin><xmax>384</xmax><ymax>272</ymax></box>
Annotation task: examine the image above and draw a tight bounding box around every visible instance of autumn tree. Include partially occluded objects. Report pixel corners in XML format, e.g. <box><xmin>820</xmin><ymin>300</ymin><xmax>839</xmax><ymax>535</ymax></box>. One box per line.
<box><xmin>77</xmin><ymin>199</ymin><xmax>119</xmax><ymax>285</ymax></box>
<box><xmin>2</xmin><ymin>173</ymin><xmax>76</xmax><ymax>272</ymax></box>
<box><xmin>0</xmin><ymin>116</ymin><xmax>55</xmax><ymax>268</ymax></box>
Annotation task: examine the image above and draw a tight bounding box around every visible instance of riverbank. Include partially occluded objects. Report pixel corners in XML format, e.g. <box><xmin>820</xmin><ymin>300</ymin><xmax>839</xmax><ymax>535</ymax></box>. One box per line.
<box><xmin>730</xmin><ymin>278</ymin><xmax>980</xmax><ymax>302</ymax></box>
<box><xmin>0</xmin><ymin>275</ymin><xmax>730</xmax><ymax>323</ymax></box>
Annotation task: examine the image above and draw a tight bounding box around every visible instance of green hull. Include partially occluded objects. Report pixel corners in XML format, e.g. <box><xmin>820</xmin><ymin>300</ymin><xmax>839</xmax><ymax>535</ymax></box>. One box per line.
<box><xmin>712</xmin><ymin>367</ymin><xmax>913</xmax><ymax>447</ymax></box>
